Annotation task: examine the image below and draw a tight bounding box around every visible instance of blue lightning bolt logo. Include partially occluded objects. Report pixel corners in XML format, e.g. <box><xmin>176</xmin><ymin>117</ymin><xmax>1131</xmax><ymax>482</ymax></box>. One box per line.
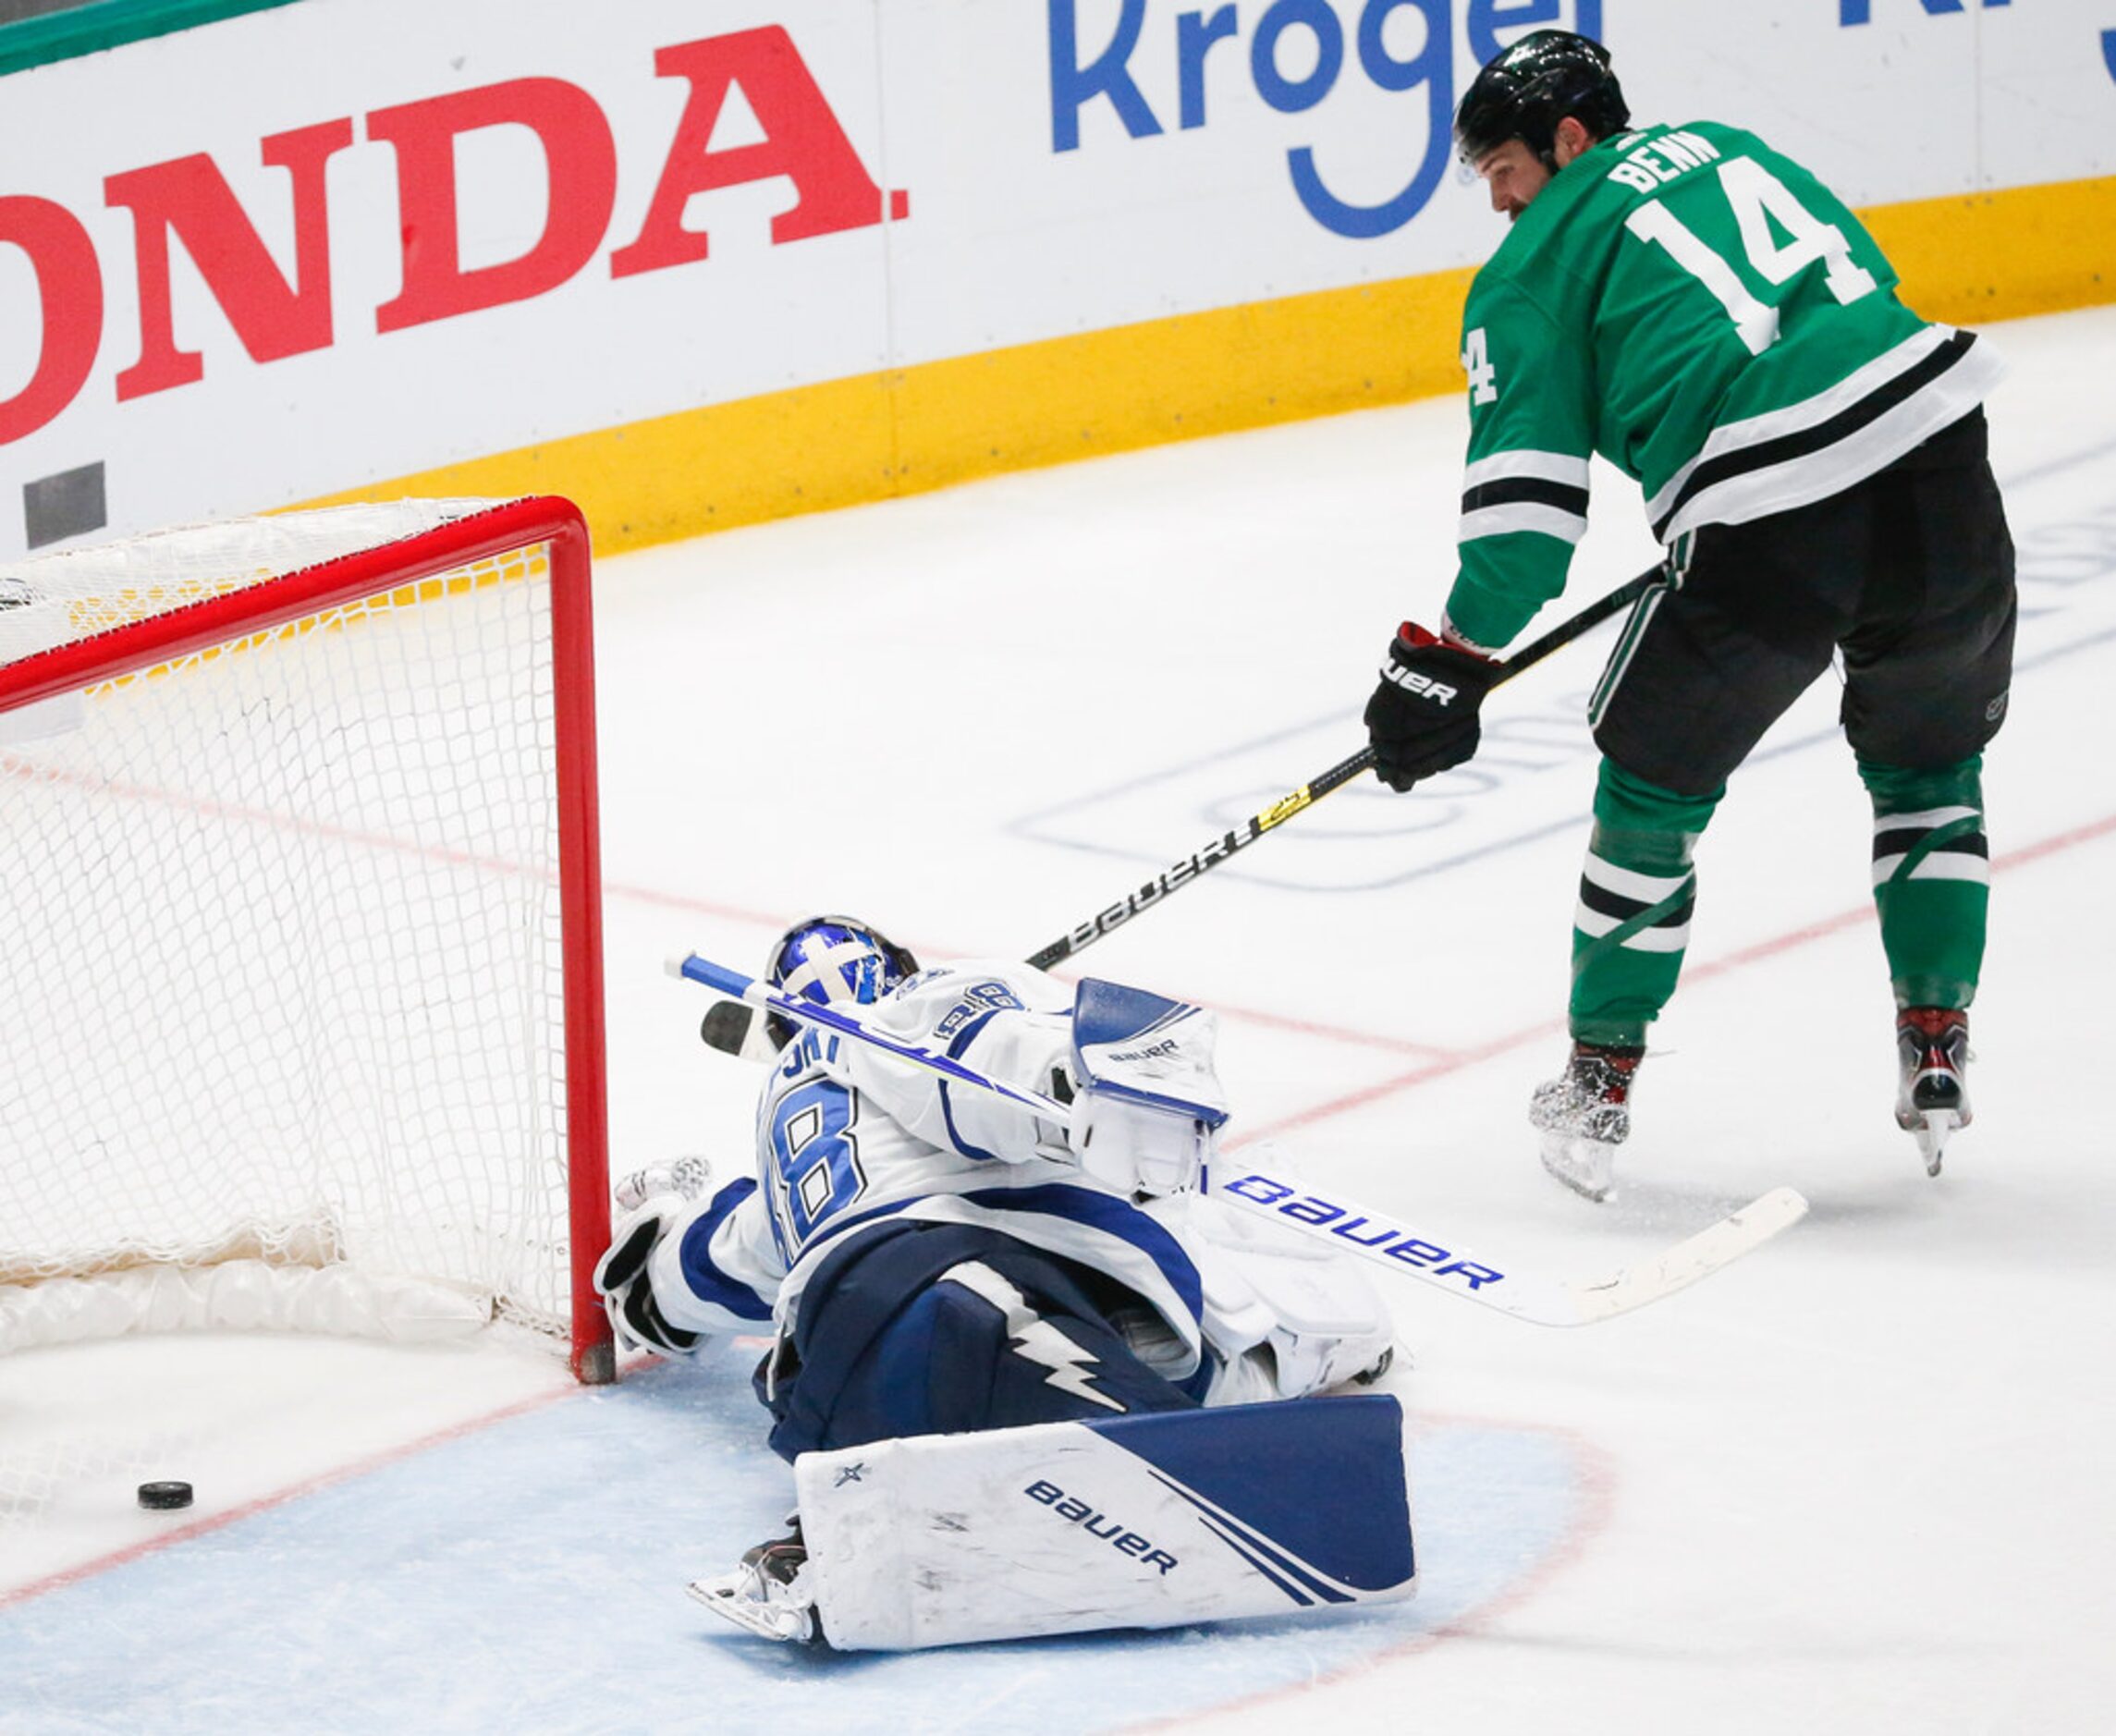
<box><xmin>940</xmin><ymin>1261</ymin><xmax>1124</xmax><ymax>1413</ymax></box>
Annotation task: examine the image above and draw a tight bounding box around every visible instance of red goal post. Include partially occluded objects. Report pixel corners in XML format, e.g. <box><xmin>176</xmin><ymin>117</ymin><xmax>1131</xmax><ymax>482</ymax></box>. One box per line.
<box><xmin>0</xmin><ymin>497</ymin><xmax>614</xmax><ymax>1383</ymax></box>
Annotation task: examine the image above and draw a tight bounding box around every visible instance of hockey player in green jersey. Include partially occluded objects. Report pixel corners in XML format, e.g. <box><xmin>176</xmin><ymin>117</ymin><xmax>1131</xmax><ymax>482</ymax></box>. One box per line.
<box><xmin>1362</xmin><ymin>31</ymin><xmax>2015</xmax><ymax>1199</ymax></box>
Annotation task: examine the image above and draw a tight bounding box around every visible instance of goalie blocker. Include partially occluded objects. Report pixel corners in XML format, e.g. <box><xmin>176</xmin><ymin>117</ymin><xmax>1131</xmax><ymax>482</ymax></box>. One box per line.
<box><xmin>692</xmin><ymin>1392</ymin><xmax>1415</xmax><ymax>1651</ymax></box>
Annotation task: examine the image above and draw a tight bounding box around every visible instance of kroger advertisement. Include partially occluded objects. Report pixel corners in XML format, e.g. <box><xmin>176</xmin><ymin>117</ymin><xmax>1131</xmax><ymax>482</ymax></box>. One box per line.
<box><xmin>0</xmin><ymin>0</ymin><xmax>2108</xmax><ymax>558</ymax></box>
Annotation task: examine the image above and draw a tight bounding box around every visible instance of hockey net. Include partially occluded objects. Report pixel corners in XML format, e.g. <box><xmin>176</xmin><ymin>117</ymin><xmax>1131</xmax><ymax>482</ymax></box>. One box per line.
<box><xmin>0</xmin><ymin>497</ymin><xmax>612</xmax><ymax>1383</ymax></box>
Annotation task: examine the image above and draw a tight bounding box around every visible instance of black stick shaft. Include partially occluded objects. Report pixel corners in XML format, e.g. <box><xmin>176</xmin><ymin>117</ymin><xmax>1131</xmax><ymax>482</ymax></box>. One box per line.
<box><xmin>1023</xmin><ymin>565</ymin><xmax>1660</xmax><ymax>972</ymax></box>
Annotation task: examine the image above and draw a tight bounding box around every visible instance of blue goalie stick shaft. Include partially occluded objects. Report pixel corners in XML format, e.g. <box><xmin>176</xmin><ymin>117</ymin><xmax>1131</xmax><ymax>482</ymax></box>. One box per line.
<box><xmin>668</xmin><ymin>952</ymin><xmax>1808</xmax><ymax>1326</ymax></box>
<box><xmin>672</xmin><ymin>953</ymin><xmax>1075</xmax><ymax>1123</ymax></box>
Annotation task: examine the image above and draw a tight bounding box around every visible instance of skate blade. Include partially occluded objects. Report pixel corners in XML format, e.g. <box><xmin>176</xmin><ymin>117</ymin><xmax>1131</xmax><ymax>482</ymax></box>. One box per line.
<box><xmin>687</xmin><ymin>1571</ymin><xmax>813</xmax><ymax>1644</ymax></box>
<box><xmin>1539</xmin><ymin>1136</ymin><xmax>1615</xmax><ymax>1203</ymax></box>
<box><xmin>1912</xmin><ymin>1111</ymin><xmax>1962</xmax><ymax>1179</ymax></box>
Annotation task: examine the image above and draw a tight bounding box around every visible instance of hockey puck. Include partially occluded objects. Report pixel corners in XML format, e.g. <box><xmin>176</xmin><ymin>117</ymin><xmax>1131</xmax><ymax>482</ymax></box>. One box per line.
<box><xmin>137</xmin><ymin>1480</ymin><xmax>193</xmax><ymax>1510</ymax></box>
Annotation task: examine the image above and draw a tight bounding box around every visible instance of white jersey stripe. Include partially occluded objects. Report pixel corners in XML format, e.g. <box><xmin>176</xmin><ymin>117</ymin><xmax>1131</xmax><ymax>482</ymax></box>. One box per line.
<box><xmin>1461</xmin><ymin>501</ymin><xmax>1589</xmax><ymax>544</ymax></box>
<box><xmin>1618</xmin><ymin>923</ymin><xmax>1692</xmax><ymax>953</ymax></box>
<box><xmin>1462</xmin><ymin>449</ymin><xmax>1594</xmax><ymax>491</ymax></box>
<box><xmin>1574</xmin><ymin>902</ymin><xmax>1693</xmax><ymax>951</ymax></box>
<box><xmin>1654</xmin><ymin>338</ymin><xmax>2004</xmax><ymax>542</ymax></box>
<box><xmin>1645</xmin><ymin>325</ymin><xmax>1952</xmax><ymax>525</ymax></box>
<box><xmin>1660</xmin><ymin>364</ymin><xmax>2001</xmax><ymax>540</ymax></box>
<box><xmin>1582</xmin><ymin>853</ymin><xmax>1693</xmax><ymax>903</ymax></box>
<box><xmin>1874</xmin><ymin>805</ymin><xmax>1981</xmax><ymax>835</ymax></box>
<box><xmin>1872</xmin><ymin>853</ymin><xmax>1991</xmax><ymax>888</ymax></box>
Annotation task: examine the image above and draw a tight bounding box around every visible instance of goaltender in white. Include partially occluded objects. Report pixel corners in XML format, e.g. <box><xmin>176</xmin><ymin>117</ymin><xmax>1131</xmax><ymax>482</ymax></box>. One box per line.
<box><xmin>593</xmin><ymin>915</ymin><xmax>1419</xmax><ymax>1651</ymax></box>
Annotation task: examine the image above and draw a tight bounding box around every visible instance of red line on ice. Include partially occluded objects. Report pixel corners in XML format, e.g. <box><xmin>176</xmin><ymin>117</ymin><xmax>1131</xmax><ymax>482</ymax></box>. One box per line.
<box><xmin>1231</xmin><ymin>808</ymin><xmax>2116</xmax><ymax>1146</ymax></box>
<box><xmin>1123</xmin><ymin>1412</ymin><xmax>1622</xmax><ymax>1734</ymax></box>
<box><xmin>0</xmin><ymin>1382</ymin><xmax>580</xmax><ymax>1610</ymax></box>
<box><xmin>15</xmin><ymin>815</ymin><xmax>2103</xmax><ymax>1612</ymax></box>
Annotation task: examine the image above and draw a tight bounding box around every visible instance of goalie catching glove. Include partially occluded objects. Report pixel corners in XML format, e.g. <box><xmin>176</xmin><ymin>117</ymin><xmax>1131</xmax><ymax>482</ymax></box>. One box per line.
<box><xmin>1363</xmin><ymin>621</ymin><xmax>1498</xmax><ymax>792</ymax></box>
<box><xmin>594</xmin><ymin>1163</ymin><xmax>716</xmax><ymax>1357</ymax></box>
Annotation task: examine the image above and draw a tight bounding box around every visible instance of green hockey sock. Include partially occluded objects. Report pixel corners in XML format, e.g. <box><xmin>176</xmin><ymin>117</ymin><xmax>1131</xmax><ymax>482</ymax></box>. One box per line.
<box><xmin>1569</xmin><ymin>761</ymin><xmax>1722</xmax><ymax>1048</ymax></box>
<box><xmin>1859</xmin><ymin>755</ymin><xmax>1988</xmax><ymax>1010</ymax></box>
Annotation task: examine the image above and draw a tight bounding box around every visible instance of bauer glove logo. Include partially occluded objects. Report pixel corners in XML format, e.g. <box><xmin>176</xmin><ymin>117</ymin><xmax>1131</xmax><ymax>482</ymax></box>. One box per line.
<box><xmin>1377</xmin><ymin>661</ymin><xmax>1459</xmax><ymax>706</ymax></box>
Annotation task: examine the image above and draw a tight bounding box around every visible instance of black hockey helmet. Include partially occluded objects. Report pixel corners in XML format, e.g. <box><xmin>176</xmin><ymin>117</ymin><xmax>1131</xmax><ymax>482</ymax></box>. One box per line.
<box><xmin>1454</xmin><ymin>29</ymin><xmax>1629</xmax><ymax>171</ymax></box>
<box><xmin>762</xmin><ymin>914</ymin><xmax>919</xmax><ymax>1049</ymax></box>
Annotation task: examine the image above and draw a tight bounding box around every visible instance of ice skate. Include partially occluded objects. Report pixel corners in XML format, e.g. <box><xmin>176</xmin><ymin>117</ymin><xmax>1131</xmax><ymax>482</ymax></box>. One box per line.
<box><xmin>1530</xmin><ymin>1043</ymin><xmax>1644</xmax><ymax>1203</ymax></box>
<box><xmin>688</xmin><ymin>1521</ymin><xmax>819</xmax><ymax>1644</ymax></box>
<box><xmin>1895</xmin><ymin>1008</ymin><xmax>1971</xmax><ymax>1178</ymax></box>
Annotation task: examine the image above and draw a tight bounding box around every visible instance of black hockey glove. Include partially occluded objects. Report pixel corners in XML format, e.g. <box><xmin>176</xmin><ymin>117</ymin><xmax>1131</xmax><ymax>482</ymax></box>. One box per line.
<box><xmin>593</xmin><ymin>1199</ymin><xmax>703</xmax><ymax>1357</ymax></box>
<box><xmin>1363</xmin><ymin>622</ymin><xmax>1499</xmax><ymax>793</ymax></box>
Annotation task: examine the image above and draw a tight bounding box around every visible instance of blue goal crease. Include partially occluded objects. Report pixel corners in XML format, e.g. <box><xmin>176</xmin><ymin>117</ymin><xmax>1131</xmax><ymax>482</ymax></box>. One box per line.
<box><xmin>0</xmin><ymin>1360</ymin><xmax>1594</xmax><ymax>1736</ymax></box>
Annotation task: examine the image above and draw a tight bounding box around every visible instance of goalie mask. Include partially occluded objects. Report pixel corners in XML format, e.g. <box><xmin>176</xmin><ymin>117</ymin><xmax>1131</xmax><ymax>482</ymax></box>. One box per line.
<box><xmin>764</xmin><ymin>915</ymin><xmax>919</xmax><ymax>1048</ymax></box>
<box><xmin>1454</xmin><ymin>28</ymin><xmax>1629</xmax><ymax>171</ymax></box>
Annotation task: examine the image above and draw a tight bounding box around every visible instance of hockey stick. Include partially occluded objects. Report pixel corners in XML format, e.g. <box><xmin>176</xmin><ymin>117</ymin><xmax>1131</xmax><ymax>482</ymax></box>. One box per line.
<box><xmin>1216</xmin><ymin>1146</ymin><xmax>1807</xmax><ymax>1328</ymax></box>
<box><xmin>696</xmin><ymin>564</ymin><xmax>1665</xmax><ymax>1059</ymax></box>
<box><xmin>1024</xmin><ymin>563</ymin><xmax>1662</xmax><ymax>971</ymax></box>
<box><xmin>674</xmin><ymin>953</ymin><xmax>1076</xmax><ymax>1122</ymax></box>
<box><xmin>669</xmin><ymin>951</ymin><xmax>1808</xmax><ymax>1326</ymax></box>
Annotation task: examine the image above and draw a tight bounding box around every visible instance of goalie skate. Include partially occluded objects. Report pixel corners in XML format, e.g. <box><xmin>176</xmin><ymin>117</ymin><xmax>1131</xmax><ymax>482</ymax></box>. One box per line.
<box><xmin>1530</xmin><ymin>1044</ymin><xmax>1644</xmax><ymax>1203</ymax></box>
<box><xmin>688</xmin><ymin>1524</ymin><xmax>818</xmax><ymax>1644</ymax></box>
<box><xmin>1895</xmin><ymin>1008</ymin><xmax>1971</xmax><ymax>1178</ymax></box>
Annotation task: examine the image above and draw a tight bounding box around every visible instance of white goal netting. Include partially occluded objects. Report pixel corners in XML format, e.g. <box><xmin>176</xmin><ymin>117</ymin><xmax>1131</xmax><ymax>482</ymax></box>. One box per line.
<box><xmin>0</xmin><ymin>499</ymin><xmax>607</xmax><ymax>1375</ymax></box>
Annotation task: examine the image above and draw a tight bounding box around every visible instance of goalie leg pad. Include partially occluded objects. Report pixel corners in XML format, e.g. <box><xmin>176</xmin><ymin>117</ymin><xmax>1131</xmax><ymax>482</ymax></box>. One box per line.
<box><xmin>1167</xmin><ymin>1193</ymin><xmax>1400</xmax><ymax>1401</ymax></box>
<box><xmin>786</xmin><ymin>1393</ymin><xmax>1415</xmax><ymax>1651</ymax></box>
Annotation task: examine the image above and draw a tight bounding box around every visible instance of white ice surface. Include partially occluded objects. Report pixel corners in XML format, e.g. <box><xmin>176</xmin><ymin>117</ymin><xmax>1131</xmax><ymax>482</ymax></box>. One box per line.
<box><xmin>5</xmin><ymin>305</ymin><xmax>2113</xmax><ymax>1733</ymax></box>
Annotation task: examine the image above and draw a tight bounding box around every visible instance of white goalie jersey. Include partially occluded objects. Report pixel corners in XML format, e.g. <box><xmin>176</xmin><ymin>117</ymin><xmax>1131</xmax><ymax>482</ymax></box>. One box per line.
<box><xmin>644</xmin><ymin>961</ymin><xmax>1397</xmax><ymax>1404</ymax></box>
<box><xmin>654</xmin><ymin>963</ymin><xmax>1205</xmax><ymax>1366</ymax></box>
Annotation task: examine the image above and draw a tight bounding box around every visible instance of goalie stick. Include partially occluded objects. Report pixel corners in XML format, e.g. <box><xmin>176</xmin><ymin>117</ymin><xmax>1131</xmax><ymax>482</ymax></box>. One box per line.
<box><xmin>669</xmin><ymin>952</ymin><xmax>1808</xmax><ymax>1326</ymax></box>
<box><xmin>1217</xmin><ymin>1144</ymin><xmax>1807</xmax><ymax>1327</ymax></box>
<box><xmin>696</xmin><ymin>565</ymin><xmax>1664</xmax><ymax>1058</ymax></box>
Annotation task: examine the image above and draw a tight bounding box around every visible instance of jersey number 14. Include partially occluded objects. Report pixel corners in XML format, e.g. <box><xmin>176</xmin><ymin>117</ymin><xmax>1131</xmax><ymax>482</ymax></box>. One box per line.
<box><xmin>1462</xmin><ymin>327</ymin><xmax>1499</xmax><ymax>405</ymax></box>
<box><xmin>1624</xmin><ymin>157</ymin><xmax>1877</xmax><ymax>356</ymax></box>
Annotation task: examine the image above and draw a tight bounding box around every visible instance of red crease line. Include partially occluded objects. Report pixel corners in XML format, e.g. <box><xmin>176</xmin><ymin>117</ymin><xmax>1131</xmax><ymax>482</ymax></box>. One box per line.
<box><xmin>1238</xmin><ymin>807</ymin><xmax>2116</xmax><ymax>1144</ymax></box>
<box><xmin>1</xmin><ymin>1381</ymin><xmax>577</xmax><ymax>1610</ymax></box>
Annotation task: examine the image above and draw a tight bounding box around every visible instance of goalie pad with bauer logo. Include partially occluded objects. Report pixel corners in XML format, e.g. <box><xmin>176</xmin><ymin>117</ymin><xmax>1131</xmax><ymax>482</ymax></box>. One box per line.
<box><xmin>694</xmin><ymin>1393</ymin><xmax>1415</xmax><ymax>1651</ymax></box>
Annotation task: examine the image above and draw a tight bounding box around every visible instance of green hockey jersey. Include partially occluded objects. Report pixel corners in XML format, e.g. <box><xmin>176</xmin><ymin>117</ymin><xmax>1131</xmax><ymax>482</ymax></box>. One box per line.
<box><xmin>1442</xmin><ymin>120</ymin><xmax>2002</xmax><ymax>652</ymax></box>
